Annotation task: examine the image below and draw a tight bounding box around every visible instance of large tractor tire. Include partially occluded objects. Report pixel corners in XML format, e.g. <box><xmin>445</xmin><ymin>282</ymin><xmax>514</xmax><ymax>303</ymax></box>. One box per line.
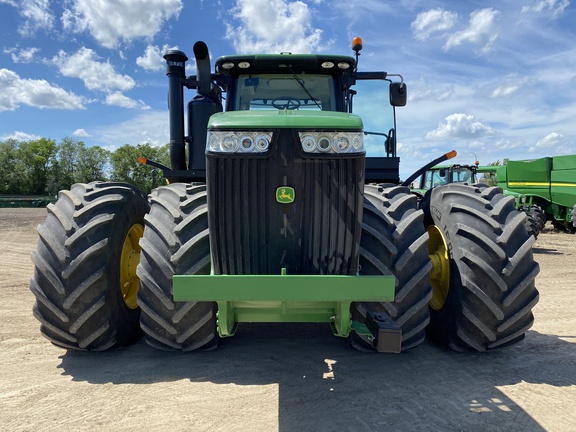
<box><xmin>422</xmin><ymin>184</ymin><xmax>540</xmax><ymax>352</ymax></box>
<box><xmin>351</xmin><ymin>184</ymin><xmax>432</xmax><ymax>351</ymax></box>
<box><xmin>572</xmin><ymin>204</ymin><xmax>576</xmax><ymax>228</ymax></box>
<box><xmin>529</xmin><ymin>205</ymin><xmax>546</xmax><ymax>231</ymax></box>
<box><xmin>519</xmin><ymin>206</ymin><xmax>540</xmax><ymax>239</ymax></box>
<box><xmin>519</xmin><ymin>205</ymin><xmax>544</xmax><ymax>238</ymax></box>
<box><xmin>136</xmin><ymin>183</ymin><xmax>219</xmax><ymax>351</ymax></box>
<box><xmin>29</xmin><ymin>182</ymin><xmax>149</xmax><ymax>351</ymax></box>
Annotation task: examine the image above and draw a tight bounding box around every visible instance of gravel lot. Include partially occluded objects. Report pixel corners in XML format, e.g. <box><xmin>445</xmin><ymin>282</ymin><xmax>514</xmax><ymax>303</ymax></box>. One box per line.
<box><xmin>1</xmin><ymin>208</ymin><xmax>575</xmax><ymax>432</ymax></box>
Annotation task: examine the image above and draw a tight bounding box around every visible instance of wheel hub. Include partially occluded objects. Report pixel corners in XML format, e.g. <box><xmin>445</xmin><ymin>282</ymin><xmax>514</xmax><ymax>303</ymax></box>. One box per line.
<box><xmin>120</xmin><ymin>223</ymin><xmax>144</xmax><ymax>309</ymax></box>
<box><xmin>427</xmin><ymin>225</ymin><xmax>450</xmax><ymax>310</ymax></box>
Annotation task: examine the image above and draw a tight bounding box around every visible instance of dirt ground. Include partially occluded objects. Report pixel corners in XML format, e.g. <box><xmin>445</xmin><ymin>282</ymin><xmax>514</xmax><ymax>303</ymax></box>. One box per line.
<box><xmin>1</xmin><ymin>208</ymin><xmax>575</xmax><ymax>432</ymax></box>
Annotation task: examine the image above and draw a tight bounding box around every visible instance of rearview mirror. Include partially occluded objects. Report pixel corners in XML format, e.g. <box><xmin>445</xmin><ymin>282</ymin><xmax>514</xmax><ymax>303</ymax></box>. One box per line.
<box><xmin>390</xmin><ymin>82</ymin><xmax>407</xmax><ymax>107</ymax></box>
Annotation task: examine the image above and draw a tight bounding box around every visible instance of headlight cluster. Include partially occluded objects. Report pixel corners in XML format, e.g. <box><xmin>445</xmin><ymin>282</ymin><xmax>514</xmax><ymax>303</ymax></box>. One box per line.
<box><xmin>207</xmin><ymin>131</ymin><xmax>272</xmax><ymax>153</ymax></box>
<box><xmin>298</xmin><ymin>131</ymin><xmax>364</xmax><ymax>154</ymax></box>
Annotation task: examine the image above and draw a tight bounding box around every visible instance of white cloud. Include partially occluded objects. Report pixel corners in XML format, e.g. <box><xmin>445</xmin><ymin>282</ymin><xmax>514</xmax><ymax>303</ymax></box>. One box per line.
<box><xmin>136</xmin><ymin>44</ymin><xmax>172</xmax><ymax>71</ymax></box>
<box><xmin>105</xmin><ymin>92</ymin><xmax>150</xmax><ymax>109</ymax></box>
<box><xmin>4</xmin><ymin>0</ymin><xmax>55</xmax><ymax>36</ymax></box>
<box><xmin>0</xmin><ymin>131</ymin><xmax>42</xmax><ymax>141</ymax></box>
<box><xmin>0</xmin><ymin>68</ymin><xmax>85</xmax><ymax>111</ymax></box>
<box><xmin>93</xmin><ymin>111</ymin><xmax>169</xmax><ymax>149</ymax></box>
<box><xmin>410</xmin><ymin>80</ymin><xmax>454</xmax><ymax>102</ymax></box>
<box><xmin>62</xmin><ymin>0</ymin><xmax>183</xmax><ymax>49</ymax></box>
<box><xmin>8</xmin><ymin>46</ymin><xmax>40</xmax><ymax>63</ymax></box>
<box><xmin>522</xmin><ymin>0</ymin><xmax>569</xmax><ymax>19</ymax></box>
<box><xmin>530</xmin><ymin>132</ymin><xmax>565</xmax><ymax>151</ymax></box>
<box><xmin>411</xmin><ymin>8</ymin><xmax>458</xmax><ymax>41</ymax></box>
<box><xmin>426</xmin><ymin>113</ymin><xmax>495</xmax><ymax>139</ymax></box>
<box><xmin>489</xmin><ymin>75</ymin><xmax>535</xmax><ymax>98</ymax></box>
<box><xmin>4</xmin><ymin>46</ymin><xmax>41</xmax><ymax>63</ymax></box>
<box><xmin>225</xmin><ymin>0</ymin><xmax>325</xmax><ymax>53</ymax></box>
<box><xmin>52</xmin><ymin>47</ymin><xmax>135</xmax><ymax>92</ymax></box>
<box><xmin>72</xmin><ymin>128</ymin><xmax>90</xmax><ymax>137</ymax></box>
<box><xmin>444</xmin><ymin>8</ymin><xmax>500</xmax><ymax>53</ymax></box>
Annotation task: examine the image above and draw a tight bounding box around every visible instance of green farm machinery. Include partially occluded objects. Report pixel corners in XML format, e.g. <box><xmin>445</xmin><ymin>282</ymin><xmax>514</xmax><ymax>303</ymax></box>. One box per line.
<box><xmin>479</xmin><ymin>156</ymin><xmax>576</xmax><ymax>233</ymax></box>
<box><xmin>409</xmin><ymin>161</ymin><xmax>480</xmax><ymax>199</ymax></box>
<box><xmin>408</xmin><ymin>161</ymin><xmax>544</xmax><ymax>238</ymax></box>
<box><xmin>29</xmin><ymin>39</ymin><xmax>539</xmax><ymax>354</ymax></box>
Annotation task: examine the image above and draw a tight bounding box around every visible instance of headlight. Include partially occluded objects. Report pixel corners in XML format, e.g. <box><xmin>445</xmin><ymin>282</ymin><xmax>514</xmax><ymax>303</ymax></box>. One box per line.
<box><xmin>207</xmin><ymin>131</ymin><xmax>272</xmax><ymax>153</ymax></box>
<box><xmin>298</xmin><ymin>131</ymin><xmax>364</xmax><ymax>154</ymax></box>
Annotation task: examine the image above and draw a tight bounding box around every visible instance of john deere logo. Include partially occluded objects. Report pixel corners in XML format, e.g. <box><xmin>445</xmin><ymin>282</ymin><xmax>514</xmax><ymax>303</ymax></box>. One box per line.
<box><xmin>276</xmin><ymin>186</ymin><xmax>295</xmax><ymax>204</ymax></box>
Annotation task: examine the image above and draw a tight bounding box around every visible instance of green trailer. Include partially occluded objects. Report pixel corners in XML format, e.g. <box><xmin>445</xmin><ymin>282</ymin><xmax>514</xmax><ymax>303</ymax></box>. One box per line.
<box><xmin>28</xmin><ymin>38</ymin><xmax>539</xmax><ymax>355</ymax></box>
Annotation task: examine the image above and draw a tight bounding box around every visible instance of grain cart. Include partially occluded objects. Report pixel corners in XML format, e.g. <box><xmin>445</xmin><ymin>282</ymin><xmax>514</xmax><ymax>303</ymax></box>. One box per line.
<box><xmin>29</xmin><ymin>39</ymin><xmax>539</xmax><ymax>354</ymax></box>
<box><xmin>483</xmin><ymin>156</ymin><xmax>576</xmax><ymax>233</ymax></box>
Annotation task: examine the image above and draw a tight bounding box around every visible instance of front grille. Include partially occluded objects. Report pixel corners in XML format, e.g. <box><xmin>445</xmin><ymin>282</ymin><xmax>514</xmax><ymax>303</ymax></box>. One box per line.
<box><xmin>207</xmin><ymin>130</ymin><xmax>364</xmax><ymax>275</ymax></box>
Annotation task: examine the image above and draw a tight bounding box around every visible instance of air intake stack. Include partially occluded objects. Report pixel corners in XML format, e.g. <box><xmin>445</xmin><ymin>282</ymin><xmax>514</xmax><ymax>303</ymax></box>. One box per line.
<box><xmin>164</xmin><ymin>49</ymin><xmax>188</xmax><ymax>171</ymax></box>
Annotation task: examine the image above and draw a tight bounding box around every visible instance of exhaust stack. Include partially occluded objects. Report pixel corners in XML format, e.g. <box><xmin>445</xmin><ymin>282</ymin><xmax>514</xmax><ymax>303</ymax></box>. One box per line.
<box><xmin>193</xmin><ymin>41</ymin><xmax>211</xmax><ymax>94</ymax></box>
<box><xmin>187</xmin><ymin>41</ymin><xmax>222</xmax><ymax>172</ymax></box>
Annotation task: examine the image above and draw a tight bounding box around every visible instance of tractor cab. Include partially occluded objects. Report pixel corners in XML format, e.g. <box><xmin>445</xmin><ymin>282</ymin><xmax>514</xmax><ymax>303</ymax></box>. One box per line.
<box><xmin>420</xmin><ymin>164</ymin><xmax>479</xmax><ymax>190</ymax></box>
<box><xmin>214</xmin><ymin>53</ymin><xmax>356</xmax><ymax>113</ymax></box>
<box><xmin>163</xmin><ymin>41</ymin><xmax>408</xmax><ymax>185</ymax></box>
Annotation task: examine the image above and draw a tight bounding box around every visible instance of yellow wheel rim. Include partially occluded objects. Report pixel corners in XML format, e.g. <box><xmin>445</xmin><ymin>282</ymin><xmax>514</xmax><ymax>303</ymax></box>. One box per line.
<box><xmin>427</xmin><ymin>225</ymin><xmax>451</xmax><ymax>311</ymax></box>
<box><xmin>120</xmin><ymin>223</ymin><xmax>144</xmax><ymax>309</ymax></box>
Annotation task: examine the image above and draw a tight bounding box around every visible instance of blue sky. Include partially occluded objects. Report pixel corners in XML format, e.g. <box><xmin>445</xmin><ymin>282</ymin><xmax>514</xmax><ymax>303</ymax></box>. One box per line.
<box><xmin>1</xmin><ymin>0</ymin><xmax>575</xmax><ymax>178</ymax></box>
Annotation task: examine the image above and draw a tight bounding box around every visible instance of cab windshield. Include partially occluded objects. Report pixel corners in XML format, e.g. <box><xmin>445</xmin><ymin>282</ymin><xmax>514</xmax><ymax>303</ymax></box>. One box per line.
<box><xmin>451</xmin><ymin>168</ymin><xmax>473</xmax><ymax>183</ymax></box>
<box><xmin>233</xmin><ymin>74</ymin><xmax>336</xmax><ymax>111</ymax></box>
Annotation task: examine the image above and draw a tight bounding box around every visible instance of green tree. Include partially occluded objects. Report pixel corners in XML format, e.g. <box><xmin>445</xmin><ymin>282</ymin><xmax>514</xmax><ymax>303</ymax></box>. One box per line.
<box><xmin>77</xmin><ymin>145</ymin><xmax>109</xmax><ymax>183</ymax></box>
<box><xmin>47</xmin><ymin>137</ymin><xmax>81</xmax><ymax>194</ymax></box>
<box><xmin>19</xmin><ymin>138</ymin><xmax>58</xmax><ymax>195</ymax></box>
<box><xmin>110</xmin><ymin>143</ymin><xmax>169</xmax><ymax>193</ymax></box>
<box><xmin>57</xmin><ymin>137</ymin><xmax>81</xmax><ymax>189</ymax></box>
<box><xmin>0</xmin><ymin>139</ymin><xmax>22</xmax><ymax>194</ymax></box>
<box><xmin>47</xmin><ymin>138</ymin><xmax>110</xmax><ymax>193</ymax></box>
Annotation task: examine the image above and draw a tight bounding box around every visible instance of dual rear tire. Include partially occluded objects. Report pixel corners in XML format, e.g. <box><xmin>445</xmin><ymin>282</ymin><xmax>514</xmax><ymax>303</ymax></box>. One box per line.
<box><xmin>421</xmin><ymin>184</ymin><xmax>540</xmax><ymax>351</ymax></box>
<box><xmin>29</xmin><ymin>182</ymin><xmax>148</xmax><ymax>351</ymax></box>
<box><xmin>136</xmin><ymin>183</ymin><xmax>218</xmax><ymax>351</ymax></box>
<box><xmin>29</xmin><ymin>181</ymin><xmax>218</xmax><ymax>352</ymax></box>
<box><xmin>351</xmin><ymin>184</ymin><xmax>432</xmax><ymax>351</ymax></box>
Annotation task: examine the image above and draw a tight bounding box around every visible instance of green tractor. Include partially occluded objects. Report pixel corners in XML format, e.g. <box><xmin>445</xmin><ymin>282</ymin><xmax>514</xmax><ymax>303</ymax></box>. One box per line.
<box><xmin>409</xmin><ymin>162</ymin><xmax>542</xmax><ymax>238</ymax></box>
<box><xmin>29</xmin><ymin>39</ymin><xmax>539</xmax><ymax>354</ymax></box>
<box><xmin>409</xmin><ymin>162</ymin><xmax>480</xmax><ymax>199</ymax></box>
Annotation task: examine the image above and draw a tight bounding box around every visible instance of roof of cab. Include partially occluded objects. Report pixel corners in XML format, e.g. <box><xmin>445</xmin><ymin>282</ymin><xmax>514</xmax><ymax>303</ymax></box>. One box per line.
<box><xmin>214</xmin><ymin>53</ymin><xmax>356</xmax><ymax>75</ymax></box>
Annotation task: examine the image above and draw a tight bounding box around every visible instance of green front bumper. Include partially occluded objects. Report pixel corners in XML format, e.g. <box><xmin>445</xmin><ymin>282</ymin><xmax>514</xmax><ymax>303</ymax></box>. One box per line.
<box><xmin>173</xmin><ymin>272</ymin><xmax>395</xmax><ymax>338</ymax></box>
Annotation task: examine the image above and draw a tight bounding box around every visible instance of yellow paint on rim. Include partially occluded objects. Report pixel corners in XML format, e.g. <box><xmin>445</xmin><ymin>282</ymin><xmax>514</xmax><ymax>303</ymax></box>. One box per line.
<box><xmin>120</xmin><ymin>223</ymin><xmax>144</xmax><ymax>309</ymax></box>
<box><xmin>427</xmin><ymin>225</ymin><xmax>451</xmax><ymax>311</ymax></box>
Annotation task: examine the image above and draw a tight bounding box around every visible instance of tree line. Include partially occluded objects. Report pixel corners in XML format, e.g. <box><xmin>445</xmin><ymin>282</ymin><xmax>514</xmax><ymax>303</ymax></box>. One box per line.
<box><xmin>0</xmin><ymin>137</ymin><xmax>170</xmax><ymax>196</ymax></box>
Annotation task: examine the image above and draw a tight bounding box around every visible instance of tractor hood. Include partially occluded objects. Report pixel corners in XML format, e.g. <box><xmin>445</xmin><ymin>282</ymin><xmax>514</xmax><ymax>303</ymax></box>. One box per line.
<box><xmin>207</xmin><ymin>110</ymin><xmax>363</xmax><ymax>130</ymax></box>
